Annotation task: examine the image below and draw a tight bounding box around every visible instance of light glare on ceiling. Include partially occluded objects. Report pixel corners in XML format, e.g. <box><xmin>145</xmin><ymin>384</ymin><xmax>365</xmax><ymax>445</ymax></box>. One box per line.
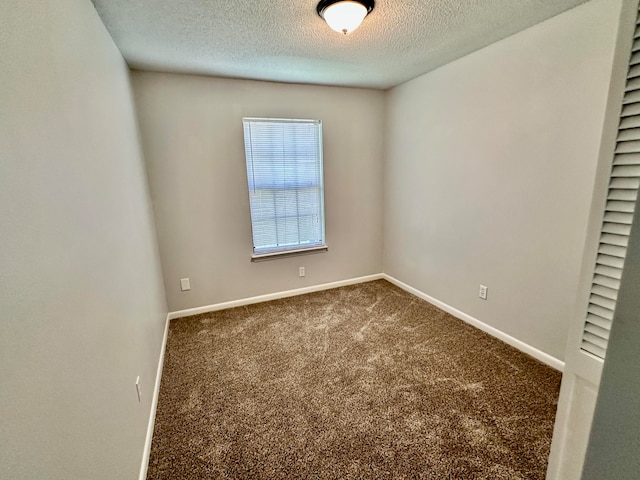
<box><xmin>317</xmin><ymin>0</ymin><xmax>374</xmax><ymax>35</ymax></box>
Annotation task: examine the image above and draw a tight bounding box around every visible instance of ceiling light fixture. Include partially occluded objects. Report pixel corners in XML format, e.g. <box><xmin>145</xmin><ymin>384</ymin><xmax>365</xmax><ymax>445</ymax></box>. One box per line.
<box><xmin>316</xmin><ymin>0</ymin><xmax>375</xmax><ymax>35</ymax></box>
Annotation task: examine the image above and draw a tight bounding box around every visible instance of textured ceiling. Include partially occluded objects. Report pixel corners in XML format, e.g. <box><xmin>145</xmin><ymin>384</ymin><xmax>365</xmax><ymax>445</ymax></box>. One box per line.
<box><xmin>92</xmin><ymin>0</ymin><xmax>590</xmax><ymax>90</ymax></box>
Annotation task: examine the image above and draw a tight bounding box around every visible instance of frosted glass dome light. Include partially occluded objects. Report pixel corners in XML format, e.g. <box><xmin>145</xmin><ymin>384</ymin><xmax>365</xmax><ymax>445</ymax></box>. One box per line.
<box><xmin>317</xmin><ymin>0</ymin><xmax>375</xmax><ymax>35</ymax></box>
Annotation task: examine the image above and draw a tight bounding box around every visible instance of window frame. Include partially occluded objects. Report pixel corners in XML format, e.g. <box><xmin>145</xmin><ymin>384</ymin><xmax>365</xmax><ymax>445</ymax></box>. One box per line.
<box><xmin>242</xmin><ymin>117</ymin><xmax>328</xmax><ymax>260</ymax></box>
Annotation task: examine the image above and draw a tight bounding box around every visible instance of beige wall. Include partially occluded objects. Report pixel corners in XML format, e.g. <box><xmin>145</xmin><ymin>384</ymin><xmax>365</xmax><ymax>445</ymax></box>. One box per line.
<box><xmin>132</xmin><ymin>73</ymin><xmax>385</xmax><ymax>312</ymax></box>
<box><xmin>383</xmin><ymin>0</ymin><xmax>622</xmax><ymax>362</ymax></box>
<box><xmin>0</xmin><ymin>1</ymin><xmax>167</xmax><ymax>479</ymax></box>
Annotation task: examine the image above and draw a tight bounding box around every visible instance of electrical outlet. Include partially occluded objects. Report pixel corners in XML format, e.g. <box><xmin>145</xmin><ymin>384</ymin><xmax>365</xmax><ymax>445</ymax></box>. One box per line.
<box><xmin>479</xmin><ymin>284</ymin><xmax>488</xmax><ymax>300</ymax></box>
<box><xmin>299</xmin><ymin>266</ymin><xmax>306</xmax><ymax>277</ymax></box>
<box><xmin>135</xmin><ymin>376</ymin><xmax>142</xmax><ymax>402</ymax></box>
<box><xmin>180</xmin><ymin>278</ymin><xmax>191</xmax><ymax>292</ymax></box>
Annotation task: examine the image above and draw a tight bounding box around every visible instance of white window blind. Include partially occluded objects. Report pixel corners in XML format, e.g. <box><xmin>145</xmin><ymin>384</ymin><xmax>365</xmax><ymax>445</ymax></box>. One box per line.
<box><xmin>581</xmin><ymin>12</ymin><xmax>640</xmax><ymax>359</ymax></box>
<box><xmin>243</xmin><ymin>118</ymin><xmax>326</xmax><ymax>258</ymax></box>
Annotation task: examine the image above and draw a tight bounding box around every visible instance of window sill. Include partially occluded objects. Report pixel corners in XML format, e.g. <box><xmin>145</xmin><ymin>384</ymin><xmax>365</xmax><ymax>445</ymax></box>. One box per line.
<box><xmin>251</xmin><ymin>245</ymin><xmax>328</xmax><ymax>262</ymax></box>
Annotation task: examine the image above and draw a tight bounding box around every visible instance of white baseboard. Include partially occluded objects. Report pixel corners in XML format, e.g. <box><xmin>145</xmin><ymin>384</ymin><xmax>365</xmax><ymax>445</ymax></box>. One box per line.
<box><xmin>382</xmin><ymin>274</ymin><xmax>565</xmax><ymax>372</ymax></box>
<box><xmin>166</xmin><ymin>273</ymin><xmax>564</xmax><ymax>371</ymax></box>
<box><xmin>139</xmin><ymin>313</ymin><xmax>170</xmax><ymax>480</ymax></box>
<box><xmin>168</xmin><ymin>274</ymin><xmax>384</xmax><ymax>320</ymax></box>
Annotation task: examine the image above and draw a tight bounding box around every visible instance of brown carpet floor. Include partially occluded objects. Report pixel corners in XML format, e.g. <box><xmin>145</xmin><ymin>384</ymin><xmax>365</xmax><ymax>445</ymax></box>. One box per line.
<box><xmin>147</xmin><ymin>280</ymin><xmax>561</xmax><ymax>479</ymax></box>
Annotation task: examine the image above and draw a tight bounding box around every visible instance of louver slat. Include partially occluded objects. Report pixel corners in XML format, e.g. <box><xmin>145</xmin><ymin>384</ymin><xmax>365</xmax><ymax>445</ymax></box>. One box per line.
<box><xmin>620</xmin><ymin>104</ymin><xmax>640</xmax><ymax>117</ymax></box>
<box><xmin>598</xmin><ymin>243</ymin><xmax>627</xmax><ymax>258</ymax></box>
<box><xmin>605</xmin><ymin>200</ymin><xmax>636</xmax><ymax>212</ymax></box>
<box><xmin>594</xmin><ymin>264</ymin><xmax>623</xmax><ymax>280</ymax></box>
<box><xmin>587</xmin><ymin>304</ymin><xmax>614</xmax><ymax>321</ymax></box>
<box><xmin>610</xmin><ymin>164</ymin><xmax>640</xmax><ymax>176</ymax></box>
<box><xmin>614</xmin><ymin>142</ymin><xmax>640</xmax><ymax>155</ymax></box>
<box><xmin>607</xmin><ymin>189</ymin><xmax>638</xmax><ymax>201</ymax></box>
<box><xmin>609</xmin><ymin>177</ymin><xmax>640</xmax><ymax>190</ymax></box>
<box><xmin>601</xmin><ymin>222</ymin><xmax>631</xmax><ymax>235</ymax></box>
<box><xmin>628</xmin><ymin>64</ymin><xmax>640</xmax><ymax>79</ymax></box>
<box><xmin>613</xmin><ymin>152</ymin><xmax>640</xmax><ymax>165</ymax></box>
<box><xmin>589</xmin><ymin>294</ymin><xmax>616</xmax><ymax>311</ymax></box>
<box><xmin>582</xmin><ymin>340</ymin><xmax>607</xmax><ymax>359</ymax></box>
<box><xmin>603</xmin><ymin>211</ymin><xmax>634</xmax><ymax>224</ymax></box>
<box><xmin>617</xmin><ymin>126</ymin><xmax>640</xmax><ymax>140</ymax></box>
<box><xmin>623</xmin><ymin>90</ymin><xmax>640</xmax><ymax>104</ymax></box>
<box><xmin>592</xmin><ymin>274</ymin><xmax>621</xmax><ymax>290</ymax></box>
<box><xmin>586</xmin><ymin>313</ymin><xmax>612</xmax><ymax>330</ymax></box>
<box><xmin>591</xmin><ymin>285</ymin><xmax>618</xmax><ymax>302</ymax></box>
<box><xmin>600</xmin><ymin>232</ymin><xmax>629</xmax><ymax>247</ymax></box>
<box><xmin>596</xmin><ymin>254</ymin><xmax>625</xmax><ymax>269</ymax></box>
<box><xmin>619</xmin><ymin>114</ymin><xmax>640</xmax><ymax>129</ymax></box>
<box><xmin>585</xmin><ymin>323</ymin><xmax>611</xmax><ymax>340</ymax></box>
<box><xmin>583</xmin><ymin>332</ymin><xmax>608</xmax><ymax>349</ymax></box>
<box><xmin>625</xmin><ymin>77</ymin><xmax>640</xmax><ymax>93</ymax></box>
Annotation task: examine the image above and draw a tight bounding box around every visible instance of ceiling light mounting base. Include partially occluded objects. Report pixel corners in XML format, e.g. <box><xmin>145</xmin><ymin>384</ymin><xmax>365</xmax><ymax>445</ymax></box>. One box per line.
<box><xmin>316</xmin><ymin>0</ymin><xmax>375</xmax><ymax>16</ymax></box>
<box><xmin>316</xmin><ymin>0</ymin><xmax>375</xmax><ymax>35</ymax></box>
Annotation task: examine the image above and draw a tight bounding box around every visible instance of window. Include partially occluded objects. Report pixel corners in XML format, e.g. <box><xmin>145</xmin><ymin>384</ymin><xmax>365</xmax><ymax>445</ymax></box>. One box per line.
<box><xmin>242</xmin><ymin>117</ymin><xmax>326</xmax><ymax>259</ymax></box>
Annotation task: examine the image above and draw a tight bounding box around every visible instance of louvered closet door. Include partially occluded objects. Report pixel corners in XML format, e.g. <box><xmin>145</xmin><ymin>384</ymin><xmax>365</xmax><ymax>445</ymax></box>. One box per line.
<box><xmin>547</xmin><ymin>4</ymin><xmax>638</xmax><ymax>480</ymax></box>
<box><xmin>582</xmin><ymin>25</ymin><xmax>640</xmax><ymax>359</ymax></box>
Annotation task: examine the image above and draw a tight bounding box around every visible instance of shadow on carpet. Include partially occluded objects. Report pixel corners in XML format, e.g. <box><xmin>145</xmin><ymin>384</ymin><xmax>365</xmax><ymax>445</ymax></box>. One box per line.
<box><xmin>147</xmin><ymin>280</ymin><xmax>561</xmax><ymax>479</ymax></box>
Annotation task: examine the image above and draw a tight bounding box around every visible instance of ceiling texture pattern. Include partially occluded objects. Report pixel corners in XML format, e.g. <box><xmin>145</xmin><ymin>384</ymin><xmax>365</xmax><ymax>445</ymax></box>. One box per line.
<box><xmin>93</xmin><ymin>0</ymin><xmax>590</xmax><ymax>89</ymax></box>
